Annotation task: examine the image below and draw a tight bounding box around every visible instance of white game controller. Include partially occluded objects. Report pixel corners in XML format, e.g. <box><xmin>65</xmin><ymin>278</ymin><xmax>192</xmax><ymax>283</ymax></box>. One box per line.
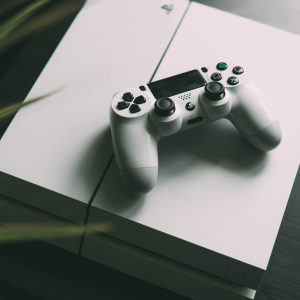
<box><xmin>109</xmin><ymin>62</ymin><xmax>282</xmax><ymax>195</ymax></box>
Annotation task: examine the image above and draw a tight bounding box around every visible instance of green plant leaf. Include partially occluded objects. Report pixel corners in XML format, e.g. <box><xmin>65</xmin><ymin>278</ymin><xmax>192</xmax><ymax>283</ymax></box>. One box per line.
<box><xmin>0</xmin><ymin>86</ymin><xmax>65</xmax><ymax>120</ymax></box>
<box><xmin>0</xmin><ymin>0</ymin><xmax>84</xmax><ymax>54</ymax></box>
<box><xmin>0</xmin><ymin>0</ymin><xmax>51</xmax><ymax>42</ymax></box>
<box><xmin>0</xmin><ymin>222</ymin><xmax>114</xmax><ymax>244</ymax></box>
<box><xmin>0</xmin><ymin>0</ymin><xmax>31</xmax><ymax>16</ymax></box>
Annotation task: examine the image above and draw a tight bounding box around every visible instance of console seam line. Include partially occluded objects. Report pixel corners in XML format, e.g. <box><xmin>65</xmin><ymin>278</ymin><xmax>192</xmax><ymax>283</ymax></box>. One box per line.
<box><xmin>78</xmin><ymin>153</ymin><xmax>114</xmax><ymax>255</ymax></box>
<box><xmin>148</xmin><ymin>1</ymin><xmax>191</xmax><ymax>83</ymax></box>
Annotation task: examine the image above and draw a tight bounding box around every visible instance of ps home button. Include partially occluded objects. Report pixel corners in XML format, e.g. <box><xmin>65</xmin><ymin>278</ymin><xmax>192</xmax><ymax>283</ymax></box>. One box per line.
<box><xmin>233</xmin><ymin>66</ymin><xmax>244</xmax><ymax>75</ymax></box>
<box><xmin>216</xmin><ymin>62</ymin><xmax>228</xmax><ymax>71</ymax></box>
<box><xmin>185</xmin><ymin>102</ymin><xmax>195</xmax><ymax>111</ymax></box>
<box><xmin>227</xmin><ymin>76</ymin><xmax>239</xmax><ymax>85</ymax></box>
<box><xmin>211</xmin><ymin>72</ymin><xmax>222</xmax><ymax>81</ymax></box>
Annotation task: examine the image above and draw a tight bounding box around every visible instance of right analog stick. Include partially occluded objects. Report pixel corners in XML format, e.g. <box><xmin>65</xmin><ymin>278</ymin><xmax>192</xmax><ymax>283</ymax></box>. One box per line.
<box><xmin>154</xmin><ymin>97</ymin><xmax>175</xmax><ymax>117</ymax></box>
<box><xmin>205</xmin><ymin>82</ymin><xmax>225</xmax><ymax>101</ymax></box>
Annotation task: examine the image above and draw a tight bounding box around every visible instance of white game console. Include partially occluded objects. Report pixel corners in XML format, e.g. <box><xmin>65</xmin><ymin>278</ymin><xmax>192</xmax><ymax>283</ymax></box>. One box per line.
<box><xmin>0</xmin><ymin>0</ymin><xmax>189</xmax><ymax>227</ymax></box>
<box><xmin>1</xmin><ymin>1</ymin><xmax>300</xmax><ymax>299</ymax></box>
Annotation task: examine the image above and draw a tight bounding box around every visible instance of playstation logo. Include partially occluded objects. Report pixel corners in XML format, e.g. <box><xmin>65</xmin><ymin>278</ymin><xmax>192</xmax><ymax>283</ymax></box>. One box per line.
<box><xmin>161</xmin><ymin>4</ymin><xmax>173</xmax><ymax>14</ymax></box>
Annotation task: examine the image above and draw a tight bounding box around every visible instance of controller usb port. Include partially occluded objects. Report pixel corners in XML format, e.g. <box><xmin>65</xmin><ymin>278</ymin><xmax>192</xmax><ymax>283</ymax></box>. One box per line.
<box><xmin>187</xmin><ymin>116</ymin><xmax>203</xmax><ymax>125</ymax></box>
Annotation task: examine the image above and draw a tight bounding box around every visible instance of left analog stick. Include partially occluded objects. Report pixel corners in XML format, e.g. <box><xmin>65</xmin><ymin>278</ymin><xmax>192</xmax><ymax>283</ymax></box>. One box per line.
<box><xmin>154</xmin><ymin>97</ymin><xmax>175</xmax><ymax>117</ymax></box>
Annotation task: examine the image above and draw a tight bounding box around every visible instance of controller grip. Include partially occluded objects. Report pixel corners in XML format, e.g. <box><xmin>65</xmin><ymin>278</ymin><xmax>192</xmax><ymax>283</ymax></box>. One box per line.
<box><xmin>237</xmin><ymin>119</ymin><xmax>282</xmax><ymax>151</ymax></box>
<box><xmin>228</xmin><ymin>77</ymin><xmax>282</xmax><ymax>151</ymax></box>
<box><xmin>119</xmin><ymin>167</ymin><xmax>158</xmax><ymax>195</ymax></box>
<box><xmin>109</xmin><ymin>108</ymin><xmax>159</xmax><ymax>194</ymax></box>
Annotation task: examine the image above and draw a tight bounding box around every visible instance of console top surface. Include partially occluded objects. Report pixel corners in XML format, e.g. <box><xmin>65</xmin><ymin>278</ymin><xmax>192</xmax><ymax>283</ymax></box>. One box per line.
<box><xmin>90</xmin><ymin>2</ymin><xmax>300</xmax><ymax>271</ymax></box>
<box><xmin>0</xmin><ymin>0</ymin><xmax>189</xmax><ymax>223</ymax></box>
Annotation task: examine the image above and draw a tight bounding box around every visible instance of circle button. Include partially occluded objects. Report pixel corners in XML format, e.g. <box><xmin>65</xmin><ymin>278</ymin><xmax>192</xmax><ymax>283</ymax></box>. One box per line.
<box><xmin>211</xmin><ymin>72</ymin><xmax>222</xmax><ymax>81</ymax></box>
<box><xmin>233</xmin><ymin>66</ymin><xmax>244</xmax><ymax>75</ymax></box>
<box><xmin>185</xmin><ymin>102</ymin><xmax>195</xmax><ymax>111</ymax></box>
<box><xmin>216</xmin><ymin>62</ymin><xmax>228</xmax><ymax>71</ymax></box>
<box><xmin>227</xmin><ymin>76</ymin><xmax>239</xmax><ymax>85</ymax></box>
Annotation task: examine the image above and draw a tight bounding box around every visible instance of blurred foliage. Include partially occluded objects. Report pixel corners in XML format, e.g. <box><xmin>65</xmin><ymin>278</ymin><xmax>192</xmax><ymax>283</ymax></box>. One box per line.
<box><xmin>0</xmin><ymin>86</ymin><xmax>65</xmax><ymax>120</ymax></box>
<box><xmin>0</xmin><ymin>0</ymin><xmax>85</xmax><ymax>54</ymax></box>
<box><xmin>0</xmin><ymin>0</ymin><xmax>113</xmax><ymax>244</ymax></box>
<box><xmin>0</xmin><ymin>0</ymin><xmax>50</xmax><ymax>44</ymax></box>
<box><xmin>0</xmin><ymin>0</ymin><xmax>85</xmax><ymax>119</ymax></box>
<box><xmin>0</xmin><ymin>222</ymin><xmax>114</xmax><ymax>244</ymax></box>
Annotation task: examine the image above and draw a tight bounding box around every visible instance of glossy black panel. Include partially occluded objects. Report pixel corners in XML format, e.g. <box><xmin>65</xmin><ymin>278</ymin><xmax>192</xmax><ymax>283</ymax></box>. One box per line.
<box><xmin>147</xmin><ymin>69</ymin><xmax>206</xmax><ymax>99</ymax></box>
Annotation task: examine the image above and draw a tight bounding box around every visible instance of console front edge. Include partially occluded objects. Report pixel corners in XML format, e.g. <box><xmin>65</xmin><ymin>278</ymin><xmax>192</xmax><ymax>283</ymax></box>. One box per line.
<box><xmin>87</xmin><ymin>206</ymin><xmax>264</xmax><ymax>290</ymax></box>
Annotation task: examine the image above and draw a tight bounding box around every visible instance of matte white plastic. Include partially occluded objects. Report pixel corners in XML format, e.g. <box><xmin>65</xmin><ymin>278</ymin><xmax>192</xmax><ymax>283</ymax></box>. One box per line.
<box><xmin>91</xmin><ymin>1</ymin><xmax>300</xmax><ymax>291</ymax></box>
<box><xmin>227</xmin><ymin>76</ymin><xmax>278</xmax><ymax>135</ymax></box>
<box><xmin>199</xmin><ymin>89</ymin><xmax>231</xmax><ymax>120</ymax></box>
<box><xmin>119</xmin><ymin>168</ymin><xmax>158</xmax><ymax>195</ymax></box>
<box><xmin>109</xmin><ymin>107</ymin><xmax>159</xmax><ymax>170</ymax></box>
<box><xmin>110</xmin><ymin>63</ymin><xmax>281</xmax><ymax>194</ymax></box>
<box><xmin>201</xmin><ymin>63</ymin><xmax>279</xmax><ymax>135</ymax></box>
<box><xmin>0</xmin><ymin>0</ymin><xmax>189</xmax><ymax>222</ymax></box>
<box><xmin>242</xmin><ymin>120</ymin><xmax>282</xmax><ymax>151</ymax></box>
<box><xmin>149</xmin><ymin>104</ymin><xmax>182</xmax><ymax>136</ymax></box>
